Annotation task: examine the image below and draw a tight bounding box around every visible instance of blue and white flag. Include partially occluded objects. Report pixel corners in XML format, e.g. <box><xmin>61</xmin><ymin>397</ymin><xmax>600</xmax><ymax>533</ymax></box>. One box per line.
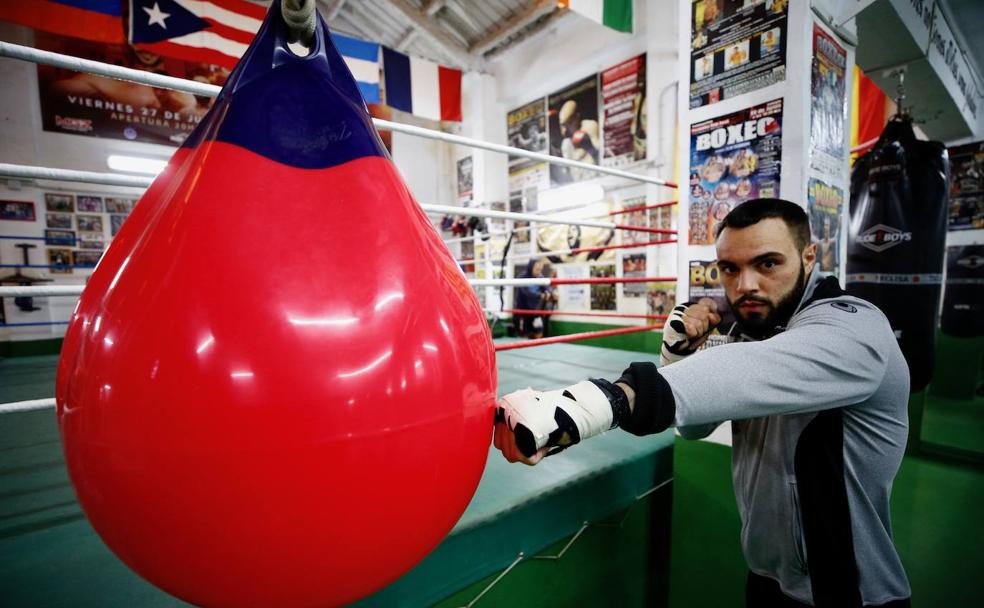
<box><xmin>331</xmin><ymin>33</ymin><xmax>380</xmax><ymax>104</ymax></box>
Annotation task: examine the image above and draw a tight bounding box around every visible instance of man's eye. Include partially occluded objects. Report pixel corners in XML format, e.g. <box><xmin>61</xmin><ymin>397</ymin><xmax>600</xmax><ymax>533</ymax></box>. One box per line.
<box><xmin>760</xmin><ymin>260</ymin><xmax>777</xmax><ymax>270</ymax></box>
<box><xmin>719</xmin><ymin>265</ymin><xmax>736</xmax><ymax>274</ymax></box>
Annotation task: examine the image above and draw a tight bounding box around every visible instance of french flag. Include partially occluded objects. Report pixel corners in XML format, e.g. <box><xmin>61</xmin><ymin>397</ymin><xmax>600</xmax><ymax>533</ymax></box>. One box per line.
<box><xmin>382</xmin><ymin>47</ymin><xmax>462</xmax><ymax>122</ymax></box>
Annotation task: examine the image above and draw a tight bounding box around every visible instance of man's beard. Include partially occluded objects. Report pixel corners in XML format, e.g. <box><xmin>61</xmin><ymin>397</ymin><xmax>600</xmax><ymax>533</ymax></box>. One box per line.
<box><xmin>727</xmin><ymin>262</ymin><xmax>807</xmax><ymax>339</ymax></box>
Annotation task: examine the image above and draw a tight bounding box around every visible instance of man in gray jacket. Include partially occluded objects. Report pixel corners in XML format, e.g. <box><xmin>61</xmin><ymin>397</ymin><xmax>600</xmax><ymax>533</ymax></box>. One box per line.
<box><xmin>494</xmin><ymin>199</ymin><xmax>912</xmax><ymax>607</ymax></box>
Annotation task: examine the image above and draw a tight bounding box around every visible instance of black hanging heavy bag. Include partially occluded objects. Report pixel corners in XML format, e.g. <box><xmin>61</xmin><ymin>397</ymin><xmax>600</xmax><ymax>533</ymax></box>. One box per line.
<box><xmin>941</xmin><ymin>245</ymin><xmax>984</xmax><ymax>337</ymax></box>
<box><xmin>846</xmin><ymin>117</ymin><xmax>949</xmax><ymax>392</ymax></box>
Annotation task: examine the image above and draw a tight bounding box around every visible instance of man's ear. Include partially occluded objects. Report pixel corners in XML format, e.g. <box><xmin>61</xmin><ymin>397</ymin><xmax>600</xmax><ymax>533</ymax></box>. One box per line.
<box><xmin>802</xmin><ymin>242</ymin><xmax>817</xmax><ymax>274</ymax></box>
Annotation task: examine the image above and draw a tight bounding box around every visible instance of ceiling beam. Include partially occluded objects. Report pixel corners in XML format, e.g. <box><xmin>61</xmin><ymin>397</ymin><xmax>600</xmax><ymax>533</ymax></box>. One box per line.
<box><xmin>422</xmin><ymin>0</ymin><xmax>447</xmax><ymax>17</ymax></box>
<box><xmin>395</xmin><ymin>27</ymin><xmax>418</xmax><ymax>52</ymax></box>
<box><xmin>319</xmin><ymin>0</ymin><xmax>347</xmax><ymax>21</ymax></box>
<box><xmin>486</xmin><ymin>7</ymin><xmax>568</xmax><ymax>61</ymax></box>
<box><xmin>384</xmin><ymin>0</ymin><xmax>480</xmax><ymax>70</ymax></box>
<box><xmin>469</xmin><ymin>0</ymin><xmax>557</xmax><ymax>56</ymax></box>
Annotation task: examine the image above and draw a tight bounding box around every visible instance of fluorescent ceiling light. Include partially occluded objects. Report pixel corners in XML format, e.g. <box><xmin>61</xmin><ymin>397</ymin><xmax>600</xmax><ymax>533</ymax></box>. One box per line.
<box><xmin>107</xmin><ymin>154</ymin><xmax>167</xmax><ymax>175</ymax></box>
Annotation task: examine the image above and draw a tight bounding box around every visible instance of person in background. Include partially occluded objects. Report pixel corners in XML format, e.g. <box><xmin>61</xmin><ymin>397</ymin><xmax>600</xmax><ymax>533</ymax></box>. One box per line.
<box><xmin>514</xmin><ymin>258</ymin><xmax>546</xmax><ymax>339</ymax></box>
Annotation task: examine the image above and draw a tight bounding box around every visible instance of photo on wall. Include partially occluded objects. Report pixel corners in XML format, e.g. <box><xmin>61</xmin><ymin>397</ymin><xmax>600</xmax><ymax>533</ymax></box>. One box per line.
<box><xmin>74</xmin><ymin>250</ymin><xmax>103</xmax><ymax>268</ymax></box>
<box><xmin>44</xmin><ymin>229</ymin><xmax>75</xmax><ymax>246</ymax></box>
<box><xmin>590</xmin><ymin>263</ymin><xmax>616</xmax><ymax>310</ymax></box>
<box><xmin>105</xmin><ymin>197</ymin><xmax>134</xmax><ymax>214</ymax></box>
<box><xmin>44</xmin><ymin>193</ymin><xmax>74</xmax><ymax>212</ymax></box>
<box><xmin>47</xmin><ymin>248</ymin><xmax>73</xmax><ymax>273</ymax></box>
<box><xmin>76</xmin><ymin>196</ymin><xmax>103</xmax><ymax>213</ymax></box>
<box><xmin>646</xmin><ymin>282</ymin><xmax>677</xmax><ymax>325</ymax></box>
<box><xmin>548</xmin><ymin>74</ymin><xmax>601</xmax><ymax>186</ymax></box>
<box><xmin>77</xmin><ymin>214</ymin><xmax>104</xmax><ymax>233</ymax></box>
<box><xmin>622</xmin><ymin>253</ymin><xmax>646</xmax><ymax>297</ymax></box>
<box><xmin>46</xmin><ymin>212</ymin><xmax>73</xmax><ymax>229</ymax></box>
<box><xmin>0</xmin><ymin>200</ymin><xmax>36</xmax><ymax>221</ymax></box>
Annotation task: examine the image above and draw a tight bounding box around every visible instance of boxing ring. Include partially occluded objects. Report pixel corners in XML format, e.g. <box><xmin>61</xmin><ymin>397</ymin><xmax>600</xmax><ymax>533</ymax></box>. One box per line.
<box><xmin>0</xmin><ymin>23</ymin><xmax>678</xmax><ymax>607</ymax></box>
<box><xmin>0</xmin><ymin>345</ymin><xmax>674</xmax><ymax>607</ymax></box>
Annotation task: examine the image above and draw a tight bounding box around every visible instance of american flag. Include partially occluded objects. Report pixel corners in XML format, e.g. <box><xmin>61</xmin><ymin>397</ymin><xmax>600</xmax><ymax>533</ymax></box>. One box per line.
<box><xmin>128</xmin><ymin>0</ymin><xmax>266</xmax><ymax>70</ymax></box>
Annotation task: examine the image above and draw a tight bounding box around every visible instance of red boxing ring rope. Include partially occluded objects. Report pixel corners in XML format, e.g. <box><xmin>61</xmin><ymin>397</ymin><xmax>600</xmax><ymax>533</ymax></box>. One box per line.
<box><xmin>607</xmin><ymin>201</ymin><xmax>678</xmax><ymax>216</ymax></box>
<box><xmin>493</xmin><ymin>325</ymin><xmax>658</xmax><ymax>351</ymax></box>
<box><xmin>550</xmin><ymin>276</ymin><xmax>675</xmax><ymax>285</ymax></box>
<box><xmin>503</xmin><ymin>309</ymin><xmax>668</xmax><ymax>321</ymax></box>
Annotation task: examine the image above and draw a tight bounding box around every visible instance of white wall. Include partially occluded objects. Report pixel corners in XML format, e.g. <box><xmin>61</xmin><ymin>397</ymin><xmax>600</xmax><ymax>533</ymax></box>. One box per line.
<box><xmin>456</xmin><ymin>1</ymin><xmax>682</xmax><ymax>324</ymax></box>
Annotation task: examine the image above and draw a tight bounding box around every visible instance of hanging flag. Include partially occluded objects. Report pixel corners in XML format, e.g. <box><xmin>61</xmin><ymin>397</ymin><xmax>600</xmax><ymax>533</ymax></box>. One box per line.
<box><xmin>382</xmin><ymin>47</ymin><xmax>462</xmax><ymax>122</ymax></box>
<box><xmin>850</xmin><ymin>66</ymin><xmax>890</xmax><ymax>162</ymax></box>
<box><xmin>0</xmin><ymin>0</ymin><xmax>125</xmax><ymax>44</ymax></box>
<box><xmin>331</xmin><ymin>33</ymin><xmax>381</xmax><ymax>104</ymax></box>
<box><xmin>127</xmin><ymin>1</ymin><xmax>381</xmax><ymax>103</ymax></box>
<box><xmin>128</xmin><ymin>0</ymin><xmax>266</xmax><ymax>70</ymax></box>
<box><xmin>559</xmin><ymin>0</ymin><xmax>633</xmax><ymax>33</ymax></box>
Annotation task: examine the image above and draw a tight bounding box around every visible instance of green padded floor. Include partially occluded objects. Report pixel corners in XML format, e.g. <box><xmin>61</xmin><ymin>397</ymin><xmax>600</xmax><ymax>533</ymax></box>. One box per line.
<box><xmin>0</xmin><ymin>345</ymin><xmax>673</xmax><ymax>608</ymax></box>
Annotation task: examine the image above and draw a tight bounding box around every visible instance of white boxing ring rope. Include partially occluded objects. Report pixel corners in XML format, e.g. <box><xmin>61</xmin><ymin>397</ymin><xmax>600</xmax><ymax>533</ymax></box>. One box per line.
<box><xmin>0</xmin><ymin>163</ymin><xmax>665</xmax><ymax>233</ymax></box>
<box><xmin>0</xmin><ymin>41</ymin><xmax>677</xmax><ymax>189</ymax></box>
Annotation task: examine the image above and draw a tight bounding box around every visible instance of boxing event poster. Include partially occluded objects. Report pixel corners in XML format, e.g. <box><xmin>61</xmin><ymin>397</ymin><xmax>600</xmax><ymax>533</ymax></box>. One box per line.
<box><xmin>689</xmin><ymin>0</ymin><xmax>788</xmax><ymax>108</ymax></box>
<box><xmin>947</xmin><ymin>141</ymin><xmax>984</xmax><ymax>230</ymax></box>
<box><xmin>548</xmin><ymin>75</ymin><xmax>601</xmax><ymax>186</ymax></box>
<box><xmin>809</xmin><ymin>25</ymin><xmax>848</xmax><ymax>177</ymax></box>
<box><xmin>506</xmin><ymin>98</ymin><xmax>549</xmax><ymax>192</ymax></box>
<box><xmin>35</xmin><ymin>33</ymin><xmax>228</xmax><ymax>146</ymax></box>
<box><xmin>622</xmin><ymin>253</ymin><xmax>646</xmax><ymax>297</ymax></box>
<box><xmin>457</xmin><ymin>156</ymin><xmax>473</xmax><ymax>205</ymax></box>
<box><xmin>620</xmin><ymin>196</ymin><xmax>649</xmax><ymax>245</ymax></box>
<box><xmin>688</xmin><ymin>98</ymin><xmax>783</xmax><ymax>245</ymax></box>
<box><xmin>689</xmin><ymin>260</ymin><xmax>736</xmax><ymax>326</ymax></box>
<box><xmin>807</xmin><ymin>178</ymin><xmax>844</xmax><ymax>277</ymax></box>
<box><xmin>601</xmin><ymin>54</ymin><xmax>647</xmax><ymax>167</ymax></box>
<box><xmin>646</xmin><ymin>283</ymin><xmax>677</xmax><ymax>325</ymax></box>
<box><xmin>590</xmin><ymin>263</ymin><xmax>616</xmax><ymax>310</ymax></box>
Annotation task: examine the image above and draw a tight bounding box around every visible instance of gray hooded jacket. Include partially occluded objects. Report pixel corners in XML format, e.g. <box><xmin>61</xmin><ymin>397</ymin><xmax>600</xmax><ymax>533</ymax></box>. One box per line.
<box><xmin>624</xmin><ymin>271</ymin><xmax>911</xmax><ymax>606</ymax></box>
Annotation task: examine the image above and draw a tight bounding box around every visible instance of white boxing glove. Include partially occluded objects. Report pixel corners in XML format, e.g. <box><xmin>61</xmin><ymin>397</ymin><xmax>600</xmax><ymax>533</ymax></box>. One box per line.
<box><xmin>494</xmin><ymin>379</ymin><xmax>629</xmax><ymax>461</ymax></box>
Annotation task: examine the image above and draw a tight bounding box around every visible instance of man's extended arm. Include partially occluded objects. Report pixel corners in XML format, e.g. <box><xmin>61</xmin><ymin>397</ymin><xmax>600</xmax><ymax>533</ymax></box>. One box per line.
<box><xmin>495</xmin><ymin>298</ymin><xmax>897</xmax><ymax>463</ymax></box>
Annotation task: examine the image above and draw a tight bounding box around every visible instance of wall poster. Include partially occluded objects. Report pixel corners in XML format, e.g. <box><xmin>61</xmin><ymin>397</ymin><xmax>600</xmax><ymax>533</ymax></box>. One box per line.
<box><xmin>456</xmin><ymin>156</ymin><xmax>473</xmax><ymax>205</ymax></box>
<box><xmin>948</xmin><ymin>141</ymin><xmax>984</xmax><ymax>230</ymax></box>
<box><xmin>810</xmin><ymin>24</ymin><xmax>848</xmax><ymax>177</ymax></box>
<box><xmin>807</xmin><ymin>177</ymin><xmax>844</xmax><ymax>277</ymax></box>
<box><xmin>690</xmin><ymin>0</ymin><xmax>788</xmax><ymax>108</ymax></box>
<box><xmin>548</xmin><ymin>75</ymin><xmax>601</xmax><ymax>186</ymax></box>
<box><xmin>688</xmin><ymin>98</ymin><xmax>783</xmax><ymax>244</ymax></box>
<box><xmin>601</xmin><ymin>54</ymin><xmax>647</xmax><ymax>167</ymax></box>
<box><xmin>35</xmin><ymin>32</ymin><xmax>228</xmax><ymax>145</ymax></box>
<box><xmin>507</xmin><ymin>98</ymin><xmax>549</xmax><ymax>192</ymax></box>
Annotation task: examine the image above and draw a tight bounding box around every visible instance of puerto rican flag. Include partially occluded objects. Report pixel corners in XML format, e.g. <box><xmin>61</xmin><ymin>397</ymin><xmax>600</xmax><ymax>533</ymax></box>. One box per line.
<box><xmin>128</xmin><ymin>0</ymin><xmax>266</xmax><ymax>70</ymax></box>
<box><xmin>128</xmin><ymin>0</ymin><xmax>383</xmax><ymax>104</ymax></box>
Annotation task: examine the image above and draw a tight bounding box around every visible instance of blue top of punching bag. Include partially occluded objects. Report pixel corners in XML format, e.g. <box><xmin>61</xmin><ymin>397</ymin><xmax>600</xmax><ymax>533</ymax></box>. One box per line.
<box><xmin>183</xmin><ymin>0</ymin><xmax>388</xmax><ymax>169</ymax></box>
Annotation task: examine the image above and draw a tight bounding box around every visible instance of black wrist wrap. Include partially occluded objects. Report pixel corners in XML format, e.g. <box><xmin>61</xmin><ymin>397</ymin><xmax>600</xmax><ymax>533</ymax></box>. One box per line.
<box><xmin>615</xmin><ymin>362</ymin><xmax>676</xmax><ymax>436</ymax></box>
<box><xmin>587</xmin><ymin>378</ymin><xmax>631</xmax><ymax>430</ymax></box>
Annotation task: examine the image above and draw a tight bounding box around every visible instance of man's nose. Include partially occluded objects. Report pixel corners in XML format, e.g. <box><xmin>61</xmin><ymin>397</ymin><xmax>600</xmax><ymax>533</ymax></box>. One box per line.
<box><xmin>736</xmin><ymin>270</ymin><xmax>759</xmax><ymax>294</ymax></box>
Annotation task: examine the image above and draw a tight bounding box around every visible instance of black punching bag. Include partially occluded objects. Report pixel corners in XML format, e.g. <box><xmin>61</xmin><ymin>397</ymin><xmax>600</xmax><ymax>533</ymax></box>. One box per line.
<box><xmin>941</xmin><ymin>245</ymin><xmax>984</xmax><ymax>337</ymax></box>
<box><xmin>846</xmin><ymin>117</ymin><xmax>949</xmax><ymax>392</ymax></box>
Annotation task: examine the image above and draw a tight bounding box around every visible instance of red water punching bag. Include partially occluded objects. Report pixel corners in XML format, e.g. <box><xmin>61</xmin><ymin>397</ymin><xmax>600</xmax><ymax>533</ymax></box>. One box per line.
<box><xmin>54</xmin><ymin>3</ymin><xmax>496</xmax><ymax>607</ymax></box>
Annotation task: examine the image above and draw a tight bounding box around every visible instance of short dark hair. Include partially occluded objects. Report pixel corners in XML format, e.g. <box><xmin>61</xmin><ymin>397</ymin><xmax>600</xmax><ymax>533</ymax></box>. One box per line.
<box><xmin>715</xmin><ymin>198</ymin><xmax>811</xmax><ymax>251</ymax></box>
